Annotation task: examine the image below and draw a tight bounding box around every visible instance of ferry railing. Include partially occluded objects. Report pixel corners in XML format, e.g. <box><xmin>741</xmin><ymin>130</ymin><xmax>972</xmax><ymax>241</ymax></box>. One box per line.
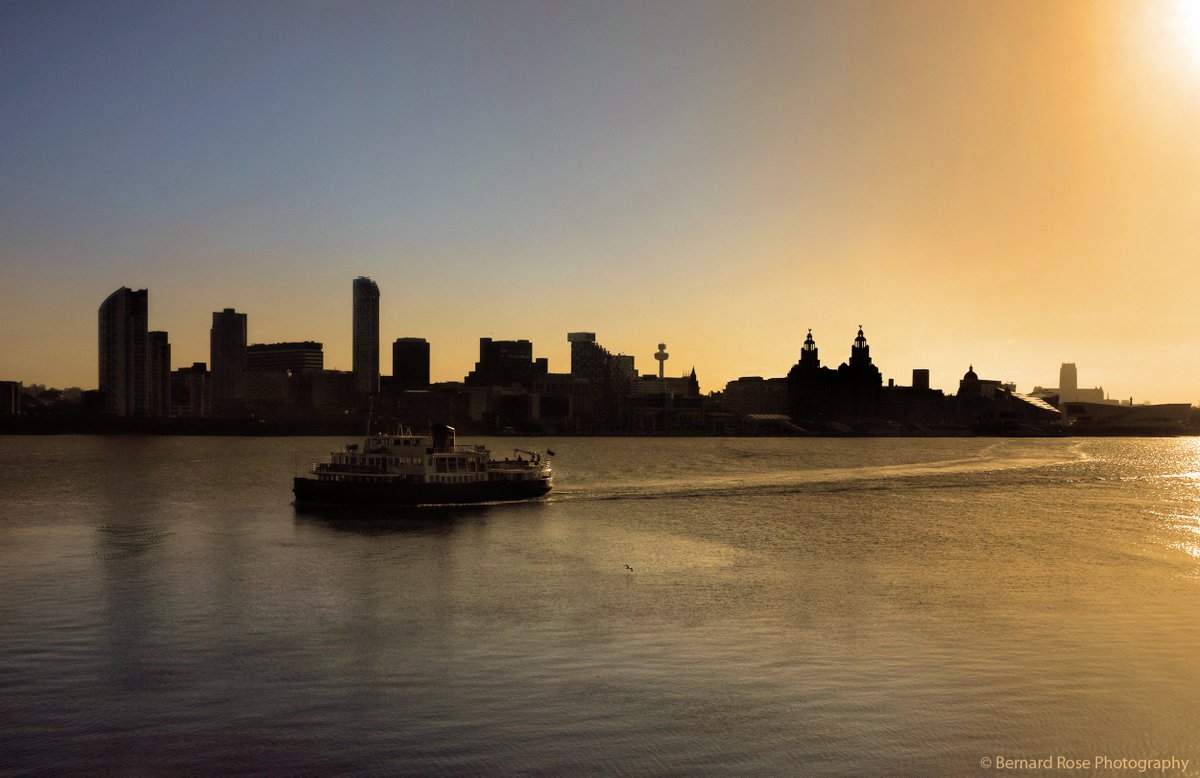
<box><xmin>313</xmin><ymin>462</ymin><xmax>389</xmax><ymax>474</ymax></box>
<box><xmin>442</xmin><ymin>444</ymin><xmax>487</xmax><ymax>454</ymax></box>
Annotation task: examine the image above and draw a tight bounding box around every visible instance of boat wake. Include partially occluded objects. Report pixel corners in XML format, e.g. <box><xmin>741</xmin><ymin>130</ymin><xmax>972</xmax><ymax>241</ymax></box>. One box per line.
<box><xmin>548</xmin><ymin>448</ymin><xmax>1092</xmax><ymax>505</ymax></box>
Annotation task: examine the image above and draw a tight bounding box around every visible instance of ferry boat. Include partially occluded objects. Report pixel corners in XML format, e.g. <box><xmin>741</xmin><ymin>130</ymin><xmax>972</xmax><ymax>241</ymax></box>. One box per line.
<box><xmin>293</xmin><ymin>424</ymin><xmax>553</xmax><ymax>506</ymax></box>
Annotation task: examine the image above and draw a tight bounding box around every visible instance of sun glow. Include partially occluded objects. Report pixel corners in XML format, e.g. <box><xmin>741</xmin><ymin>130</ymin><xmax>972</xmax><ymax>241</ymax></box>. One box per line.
<box><xmin>1159</xmin><ymin>0</ymin><xmax>1200</xmax><ymax>74</ymax></box>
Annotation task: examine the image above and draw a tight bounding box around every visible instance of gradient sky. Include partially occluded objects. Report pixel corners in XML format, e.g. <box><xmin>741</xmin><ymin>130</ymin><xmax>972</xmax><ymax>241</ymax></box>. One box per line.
<box><xmin>4</xmin><ymin>0</ymin><xmax>1200</xmax><ymax>402</ymax></box>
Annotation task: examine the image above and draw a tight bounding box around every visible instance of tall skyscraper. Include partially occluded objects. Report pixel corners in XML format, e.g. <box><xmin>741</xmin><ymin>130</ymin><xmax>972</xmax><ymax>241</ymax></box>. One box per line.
<box><xmin>392</xmin><ymin>338</ymin><xmax>430</xmax><ymax>390</ymax></box>
<box><xmin>148</xmin><ymin>330</ymin><xmax>171</xmax><ymax>417</ymax></box>
<box><xmin>210</xmin><ymin>308</ymin><xmax>247</xmax><ymax>405</ymax></box>
<box><xmin>353</xmin><ymin>277</ymin><xmax>380</xmax><ymax>397</ymax></box>
<box><xmin>98</xmin><ymin>287</ymin><xmax>149</xmax><ymax>417</ymax></box>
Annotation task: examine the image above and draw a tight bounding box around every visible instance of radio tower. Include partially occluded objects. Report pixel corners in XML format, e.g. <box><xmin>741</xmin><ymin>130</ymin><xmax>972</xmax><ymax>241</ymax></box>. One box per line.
<box><xmin>654</xmin><ymin>343</ymin><xmax>669</xmax><ymax>379</ymax></box>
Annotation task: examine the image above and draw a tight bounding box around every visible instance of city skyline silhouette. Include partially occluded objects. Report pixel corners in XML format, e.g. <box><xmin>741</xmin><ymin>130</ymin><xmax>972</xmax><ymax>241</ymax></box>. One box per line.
<box><xmin>0</xmin><ymin>272</ymin><xmax>1190</xmax><ymax>415</ymax></box>
<box><xmin>4</xmin><ymin>278</ymin><xmax>1157</xmax><ymax>406</ymax></box>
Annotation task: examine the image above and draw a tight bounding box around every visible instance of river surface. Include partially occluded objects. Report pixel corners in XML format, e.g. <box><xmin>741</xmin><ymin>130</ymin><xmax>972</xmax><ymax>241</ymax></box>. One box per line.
<box><xmin>1</xmin><ymin>435</ymin><xmax>1199</xmax><ymax>775</ymax></box>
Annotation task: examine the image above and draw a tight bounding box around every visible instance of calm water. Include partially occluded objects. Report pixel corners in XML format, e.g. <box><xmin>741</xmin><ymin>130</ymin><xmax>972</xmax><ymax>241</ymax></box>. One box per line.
<box><xmin>1</xmin><ymin>435</ymin><xmax>1199</xmax><ymax>775</ymax></box>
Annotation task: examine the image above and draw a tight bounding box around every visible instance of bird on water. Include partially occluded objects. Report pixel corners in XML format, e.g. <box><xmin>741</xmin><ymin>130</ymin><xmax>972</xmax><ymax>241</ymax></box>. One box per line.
<box><xmin>624</xmin><ymin>564</ymin><xmax>634</xmax><ymax>572</ymax></box>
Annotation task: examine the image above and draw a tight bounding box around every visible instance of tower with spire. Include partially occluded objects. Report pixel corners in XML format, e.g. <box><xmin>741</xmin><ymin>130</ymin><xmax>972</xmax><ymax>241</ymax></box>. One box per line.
<box><xmin>799</xmin><ymin>329</ymin><xmax>820</xmax><ymax>370</ymax></box>
<box><xmin>848</xmin><ymin>325</ymin><xmax>871</xmax><ymax>368</ymax></box>
<box><xmin>836</xmin><ymin>325</ymin><xmax>882</xmax><ymax>419</ymax></box>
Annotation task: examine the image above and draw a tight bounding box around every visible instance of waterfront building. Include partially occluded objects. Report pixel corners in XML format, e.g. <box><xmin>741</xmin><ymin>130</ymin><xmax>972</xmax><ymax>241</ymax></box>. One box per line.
<box><xmin>377</xmin><ymin>387</ymin><xmax>470</xmax><ymax>429</ymax></box>
<box><xmin>1031</xmin><ymin>362</ymin><xmax>1113</xmax><ymax>408</ymax></box>
<box><xmin>0</xmin><ymin>381</ymin><xmax>21</xmax><ymax>415</ymax></box>
<box><xmin>293</xmin><ymin>369</ymin><xmax>356</xmax><ymax>410</ymax></box>
<box><xmin>240</xmin><ymin>341</ymin><xmax>323</xmax><ymax>408</ymax></box>
<box><xmin>722</xmin><ymin>376</ymin><xmax>789</xmax><ymax>416</ymax></box>
<box><xmin>786</xmin><ymin>327</ymin><xmax>882</xmax><ymax>425</ymax></box>
<box><xmin>148</xmin><ymin>331</ymin><xmax>171</xmax><ymax>418</ymax></box>
<box><xmin>1063</xmin><ymin>401</ymin><xmax>1191</xmax><ymax>433</ymax></box>
<box><xmin>632</xmin><ymin>370</ymin><xmax>700</xmax><ymax>398</ymax></box>
<box><xmin>877</xmin><ymin>369</ymin><xmax>948</xmax><ymax>427</ymax></box>
<box><xmin>353</xmin><ymin>277</ymin><xmax>380</xmax><ymax>398</ymax></box>
<box><xmin>210</xmin><ymin>308</ymin><xmax>247</xmax><ymax>405</ymax></box>
<box><xmin>956</xmin><ymin>365</ymin><xmax>1060</xmax><ymax>430</ymax></box>
<box><xmin>242</xmin><ymin>370</ymin><xmax>291</xmax><ymax>405</ymax></box>
<box><xmin>169</xmin><ymin>362</ymin><xmax>211</xmax><ymax>418</ymax></box>
<box><xmin>246</xmin><ymin>341</ymin><xmax>324</xmax><ymax>372</ymax></box>
<box><xmin>569</xmin><ymin>333</ymin><xmax>635</xmax><ymax>385</ymax></box>
<box><xmin>392</xmin><ymin>337</ymin><xmax>430</xmax><ymax>390</ymax></box>
<box><xmin>567</xmin><ymin>332</ymin><xmax>636</xmax><ymax>420</ymax></box>
<box><xmin>1060</xmin><ymin>362</ymin><xmax>1078</xmax><ymax>401</ymax></box>
<box><xmin>98</xmin><ymin>287</ymin><xmax>149</xmax><ymax>417</ymax></box>
<box><xmin>533</xmin><ymin>373</ymin><xmax>591</xmax><ymax>424</ymax></box>
<box><xmin>465</xmin><ymin>338</ymin><xmax>548</xmax><ymax>388</ymax></box>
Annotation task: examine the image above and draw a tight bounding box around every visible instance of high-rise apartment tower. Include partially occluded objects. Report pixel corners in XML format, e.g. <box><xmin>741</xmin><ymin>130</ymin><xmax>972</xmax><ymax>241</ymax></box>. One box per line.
<box><xmin>98</xmin><ymin>287</ymin><xmax>149</xmax><ymax>417</ymax></box>
<box><xmin>148</xmin><ymin>330</ymin><xmax>171</xmax><ymax>417</ymax></box>
<box><xmin>353</xmin><ymin>277</ymin><xmax>380</xmax><ymax>397</ymax></box>
<box><xmin>211</xmin><ymin>308</ymin><xmax>247</xmax><ymax>404</ymax></box>
<box><xmin>392</xmin><ymin>337</ymin><xmax>430</xmax><ymax>390</ymax></box>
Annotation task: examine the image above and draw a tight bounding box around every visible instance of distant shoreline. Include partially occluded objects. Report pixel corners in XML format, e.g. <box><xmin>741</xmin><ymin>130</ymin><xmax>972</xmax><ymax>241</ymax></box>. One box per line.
<box><xmin>0</xmin><ymin>417</ymin><xmax>1194</xmax><ymax>438</ymax></box>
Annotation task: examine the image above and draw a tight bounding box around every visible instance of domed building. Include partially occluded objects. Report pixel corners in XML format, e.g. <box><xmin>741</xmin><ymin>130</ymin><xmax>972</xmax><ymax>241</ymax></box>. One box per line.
<box><xmin>955</xmin><ymin>364</ymin><xmax>1061</xmax><ymax>432</ymax></box>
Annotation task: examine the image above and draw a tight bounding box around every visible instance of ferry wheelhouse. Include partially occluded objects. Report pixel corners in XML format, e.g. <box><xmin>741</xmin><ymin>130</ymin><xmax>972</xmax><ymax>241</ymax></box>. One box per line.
<box><xmin>293</xmin><ymin>424</ymin><xmax>553</xmax><ymax>506</ymax></box>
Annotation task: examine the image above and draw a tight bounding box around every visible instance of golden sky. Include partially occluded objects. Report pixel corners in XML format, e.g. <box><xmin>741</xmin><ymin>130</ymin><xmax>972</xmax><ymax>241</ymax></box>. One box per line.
<box><xmin>2</xmin><ymin>1</ymin><xmax>1199</xmax><ymax>402</ymax></box>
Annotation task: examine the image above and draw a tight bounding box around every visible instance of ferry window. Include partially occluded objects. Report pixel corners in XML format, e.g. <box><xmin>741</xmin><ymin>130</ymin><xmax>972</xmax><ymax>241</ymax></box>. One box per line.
<box><xmin>436</xmin><ymin>459</ymin><xmax>447</xmax><ymax>473</ymax></box>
